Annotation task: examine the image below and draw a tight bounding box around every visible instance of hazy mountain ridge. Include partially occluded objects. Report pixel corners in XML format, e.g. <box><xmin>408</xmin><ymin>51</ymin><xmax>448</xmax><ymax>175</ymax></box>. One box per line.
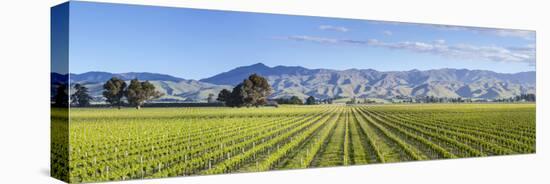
<box><xmin>51</xmin><ymin>73</ymin><xmax>68</xmax><ymax>98</ymax></box>
<box><xmin>59</xmin><ymin>63</ymin><xmax>535</xmax><ymax>102</ymax></box>
<box><xmin>67</xmin><ymin>72</ymin><xmax>231</xmax><ymax>102</ymax></box>
<box><xmin>200</xmin><ymin>63</ymin><xmax>535</xmax><ymax>100</ymax></box>
<box><xmin>69</xmin><ymin>71</ymin><xmax>185</xmax><ymax>83</ymax></box>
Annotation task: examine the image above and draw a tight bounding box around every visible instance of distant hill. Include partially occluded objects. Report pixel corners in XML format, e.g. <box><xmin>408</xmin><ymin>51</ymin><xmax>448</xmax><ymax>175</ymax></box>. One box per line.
<box><xmin>200</xmin><ymin>63</ymin><xmax>535</xmax><ymax>100</ymax></box>
<box><xmin>200</xmin><ymin>63</ymin><xmax>318</xmax><ymax>86</ymax></box>
<box><xmin>67</xmin><ymin>72</ymin><xmax>231</xmax><ymax>102</ymax></box>
<box><xmin>51</xmin><ymin>73</ymin><xmax>68</xmax><ymax>99</ymax></box>
<box><xmin>69</xmin><ymin>71</ymin><xmax>185</xmax><ymax>83</ymax></box>
<box><xmin>57</xmin><ymin>63</ymin><xmax>535</xmax><ymax>102</ymax></box>
<box><xmin>51</xmin><ymin>72</ymin><xmax>68</xmax><ymax>84</ymax></box>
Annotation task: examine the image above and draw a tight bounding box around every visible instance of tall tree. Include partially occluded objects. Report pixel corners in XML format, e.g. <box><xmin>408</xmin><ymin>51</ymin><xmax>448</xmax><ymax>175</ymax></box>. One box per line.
<box><xmin>217</xmin><ymin>89</ymin><xmax>232</xmax><ymax>104</ymax></box>
<box><xmin>289</xmin><ymin>96</ymin><xmax>303</xmax><ymax>104</ymax></box>
<box><xmin>102</xmin><ymin>77</ymin><xmax>127</xmax><ymax>109</ymax></box>
<box><xmin>274</xmin><ymin>96</ymin><xmax>303</xmax><ymax>105</ymax></box>
<box><xmin>242</xmin><ymin>79</ymin><xmax>256</xmax><ymax>107</ymax></box>
<box><xmin>306</xmin><ymin>96</ymin><xmax>316</xmax><ymax>105</ymax></box>
<box><xmin>207</xmin><ymin>93</ymin><xmax>216</xmax><ymax>103</ymax></box>
<box><xmin>346</xmin><ymin>97</ymin><xmax>357</xmax><ymax>104</ymax></box>
<box><xmin>125</xmin><ymin>79</ymin><xmax>163</xmax><ymax>109</ymax></box>
<box><xmin>248</xmin><ymin>74</ymin><xmax>271</xmax><ymax>106</ymax></box>
<box><xmin>71</xmin><ymin>83</ymin><xmax>92</xmax><ymax>107</ymax></box>
<box><xmin>217</xmin><ymin>74</ymin><xmax>272</xmax><ymax>108</ymax></box>
<box><xmin>229</xmin><ymin>84</ymin><xmax>246</xmax><ymax>107</ymax></box>
<box><xmin>53</xmin><ymin>84</ymin><xmax>68</xmax><ymax>107</ymax></box>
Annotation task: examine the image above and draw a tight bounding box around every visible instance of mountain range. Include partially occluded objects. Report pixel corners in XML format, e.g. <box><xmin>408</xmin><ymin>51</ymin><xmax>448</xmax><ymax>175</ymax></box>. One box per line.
<box><xmin>58</xmin><ymin>63</ymin><xmax>536</xmax><ymax>102</ymax></box>
<box><xmin>64</xmin><ymin>71</ymin><xmax>230</xmax><ymax>102</ymax></box>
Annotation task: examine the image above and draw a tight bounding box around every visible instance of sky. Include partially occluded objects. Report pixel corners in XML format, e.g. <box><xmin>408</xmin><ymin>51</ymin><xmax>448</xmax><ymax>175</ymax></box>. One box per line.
<box><xmin>51</xmin><ymin>2</ymin><xmax>69</xmax><ymax>74</ymax></box>
<box><xmin>64</xmin><ymin>1</ymin><xmax>536</xmax><ymax>80</ymax></box>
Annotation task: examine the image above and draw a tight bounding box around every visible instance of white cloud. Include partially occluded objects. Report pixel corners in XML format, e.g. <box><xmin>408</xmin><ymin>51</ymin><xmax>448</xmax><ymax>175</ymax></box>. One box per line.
<box><xmin>430</xmin><ymin>25</ymin><xmax>470</xmax><ymax>31</ymax></box>
<box><xmin>489</xmin><ymin>29</ymin><xmax>535</xmax><ymax>40</ymax></box>
<box><xmin>279</xmin><ymin>35</ymin><xmax>535</xmax><ymax>64</ymax></box>
<box><xmin>319</xmin><ymin>25</ymin><xmax>349</xmax><ymax>32</ymax></box>
<box><xmin>431</xmin><ymin>25</ymin><xmax>535</xmax><ymax>40</ymax></box>
<box><xmin>382</xmin><ymin>30</ymin><xmax>393</xmax><ymax>36</ymax></box>
<box><xmin>282</xmin><ymin>35</ymin><xmax>339</xmax><ymax>44</ymax></box>
<box><xmin>366</xmin><ymin>21</ymin><xmax>535</xmax><ymax>40</ymax></box>
<box><xmin>434</xmin><ymin>39</ymin><xmax>446</xmax><ymax>44</ymax></box>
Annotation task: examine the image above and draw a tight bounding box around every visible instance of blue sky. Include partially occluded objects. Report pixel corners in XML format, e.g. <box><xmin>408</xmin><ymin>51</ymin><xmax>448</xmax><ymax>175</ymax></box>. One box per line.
<box><xmin>66</xmin><ymin>1</ymin><xmax>536</xmax><ymax>80</ymax></box>
<box><xmin>51</xmin><ymin>2</ymin><xmax>69</xmax><ymax>74</ymax></box>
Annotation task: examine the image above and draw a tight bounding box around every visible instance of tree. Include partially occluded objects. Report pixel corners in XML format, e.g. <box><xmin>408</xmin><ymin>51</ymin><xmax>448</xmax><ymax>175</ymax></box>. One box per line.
<box><xmin>244</xmin><ymin>74</ymin><xmax>272</xmax><ymax>107</ymax></box>
<box><xmin>207</xmin><ymin>93</ymin><xmax>216</xmax><ymax>103</ymax></box>
<box><xmin>226</xmin><ymin>84</ymin><xmax>246</xmax><ymax>107</ymax></box>
<box><xmin>217</xmin><ymin>74</ymin><xmax>272</xmax><ymax>108</ymax></box>
<box><xmin>125</xmin><ymin>79</ymin><xmax>163</xmax><ymax>109</ymax></box>
<box><xmin>53</xmin><ymin>84</ymin><xmax>68</xmax><ymax>107</ymax></box>
<box><xmin>346</xmin><ymin>97</ymin><xmax>357</xmax><ymax>104</ymax></box>
<box><xmin>500</xmin><ymin>93</ymin><xmax>536</xmax><ymax>102</ymax></box>
<box><xmin>103</xmin><ymin>77</ymin><xmax>127</xmax><ymax>109</ymax></box>
<box><xmin>217</xmin><ymin>89</ymin><xmax>232</xmax><ymax>104</ymax></box>
<box><xmin>242</xmin><ymin>79</ymin><xmax>256</xmax><ymax>107</ymax></box>
<box><xmin>275</xmin><ymin>96</ymin><xmax>303</xmax><ymax>105</ymax></box>
<box><xmin>289</xmin><ymin>96</ymin><xmax>303</xmax><ymax>104</ymax></box>
<box><xmin>71</xmin><ymin>83</ymin><xmax>92</xmax><ymax>107</ymax></box>
<box><xmin>217</xmin><ymin>87</ymin><xmax>241</xmax><ymax>107</ymax></box>
<box><xmin>306</xmin><ymin>96</ymin><xmax>316</xmax><ymax>105</ymax></box>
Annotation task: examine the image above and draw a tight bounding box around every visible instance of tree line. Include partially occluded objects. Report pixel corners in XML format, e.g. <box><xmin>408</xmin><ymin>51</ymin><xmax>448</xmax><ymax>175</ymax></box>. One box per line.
<box><xmin>391</xmin><ymin>94</ymin><xmax>536</xmax><ymax>103</ymax></box>
<box><xmin>56</xmin><ymin>73</ymin><xmax>317</xmax><ymax>109</ymax></box>
<box><xmin>215</xmin><ymin>74</ymin><xmax>324</xmax><ymax>107</ymax></box>
<box><xmin>346</xmin><ymin>97</ymin><xmax>377</xmax><ymax>104</ymax></box>
<box><xmin>274</xmin><ymin>95</ymin><xmax>317</xmax><ymax>105</ymax></box>
<box><xmin>69</xmin><ymin>77</ymin><xmax>163</xmax><ymax>109</ymax></box>
<box><xmin>494</xmin><ymin>94</ymin><xmax>536</xmax><ymax>102</ymax></box>
<box><xmin>216</xmin><ymin>74</ymin><xmax>272</xmax><ymax>107</ymax></box>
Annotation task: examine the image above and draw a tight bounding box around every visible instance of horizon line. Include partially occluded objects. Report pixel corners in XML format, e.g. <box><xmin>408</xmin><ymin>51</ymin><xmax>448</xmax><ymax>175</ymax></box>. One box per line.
<box><xmin>56</xmin><ymin>63</ymin><xmax>536</xmax><ymax>81</ymax></box>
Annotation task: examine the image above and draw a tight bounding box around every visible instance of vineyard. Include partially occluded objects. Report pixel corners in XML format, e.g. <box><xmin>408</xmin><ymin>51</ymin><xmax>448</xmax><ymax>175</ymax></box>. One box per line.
<box><xmin>52</xmin><ymin>104</ymin><xmax>536</xmax><ymax>183</ymax></box>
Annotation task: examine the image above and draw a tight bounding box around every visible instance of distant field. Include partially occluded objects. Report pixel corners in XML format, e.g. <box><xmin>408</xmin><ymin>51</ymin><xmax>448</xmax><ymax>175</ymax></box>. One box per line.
<box><xmin>53</xmin><ymin>104</ymin><xmax>536</xmax><ymax>183</ymax></box>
